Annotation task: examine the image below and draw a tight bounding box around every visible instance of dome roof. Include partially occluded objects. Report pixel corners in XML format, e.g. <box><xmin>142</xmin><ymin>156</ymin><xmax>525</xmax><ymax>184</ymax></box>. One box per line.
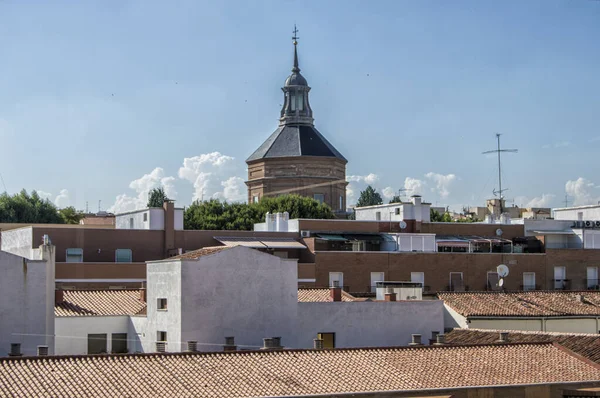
<box><xmin>285</xmin><ymin>72</ymin><xmax>308</xmax><ymax>87</ymax></box>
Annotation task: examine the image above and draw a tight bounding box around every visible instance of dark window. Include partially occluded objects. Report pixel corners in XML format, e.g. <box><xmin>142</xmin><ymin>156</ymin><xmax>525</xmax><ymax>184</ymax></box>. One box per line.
<box><xmin>143</xmin><ymin>213</ymin><xmax>148</xmax><ymax>222</ymax></box>
<box><xmin>88</xmin><ymin>334</ymin><xmax>107</xmax><ymax>354</ymax></box>
<box><xmin>157</xmin><ymin>298</ymin><xmax>168</xmax><ymax>310</ymax></box>
<box><xmin>317</xmin><ymin>333</ymin><xmax>335</xmax><ymax>348</ymax></box>
<box><xmin>157</xmin><ymin>331</ymin><xmax>167</xmax><ymax>342</ymax></box>
<box><xmin>111</xmin><ymin>333</ymin><xmax>128</xmax><ymax>354</ymax></box>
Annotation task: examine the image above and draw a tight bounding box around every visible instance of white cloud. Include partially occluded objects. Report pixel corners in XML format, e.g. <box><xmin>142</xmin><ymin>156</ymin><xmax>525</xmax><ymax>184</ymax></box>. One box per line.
<box><xmin>54</xmin><ymin>189</ymin><xmax>71</xmax><ymax>208</ymax></box>
<box><xmin>178</xmin><ymin>152</ymin><xmax>245</xmax><ymax>202</ymax></box>
<box><xmin>403</xmin><ymin>177</ymin><xmax>424</xmax><ymax>196</ymax></box>
<box><xmin>566</xmin><ymin>177</ymin><xmax>598</xmax><ymax>206</ymax></box>
<box><xmin>543</xmin><ymin>141</ymin><xmax>572</xmax><ymax>149</ymax></box>
<box><xmin>108</xmin><ymin>167</ymin><xmax>177</xmax><ymax>213</ymax></box>
<box><xmin>514</xmin><ymin>194</ymin><xmax>556</xmax><ymax>208</ymax></box>
<box><xmin>346</xmin><ymin>184</ymin><xmax>356</xmax><ymax>206</ymax></box>
<box><xmin>382</xmin><ymin>186</ymin><xmax>396</xmax><ymax>200</ymax></box>
<box><xmin>347</xmin><ymin>173</ymin><xmax>379</xmax><ymax>184</ymax></box>
<box><xmin>36</xmin><ymin>191</ymin><xmax>53</xmax><ymax>200</ymax></box>
<box><xmin>425</xmin><ymin>172</ymin><xmax>456</xmax><ymax>199</ymax></box>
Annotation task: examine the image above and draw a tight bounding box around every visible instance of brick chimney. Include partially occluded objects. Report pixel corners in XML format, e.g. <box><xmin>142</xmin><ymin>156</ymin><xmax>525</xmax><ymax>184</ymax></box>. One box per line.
<box><xmin>330</xmin><ymin>286</ymin><xmax>342</xmax><ymax>302</ymax></box>
<box><xmin>54</xmin><ymin>289</ymin><xmax>64</xmax><ymax>304</ymax></box>
<box><xmin>384</xmin><ymin>292</ymin><xmax>396</xmax><ymax>302</ymax></box>
<box><xmin>163</xmin><ymin>200</ymin><xmax>175</xmax><ymax>257</ymax></box>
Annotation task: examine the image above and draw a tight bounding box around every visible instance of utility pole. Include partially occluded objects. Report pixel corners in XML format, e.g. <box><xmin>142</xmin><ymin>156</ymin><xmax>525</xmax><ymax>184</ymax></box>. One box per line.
<box><xmin>564</xmin><ymin>194</ymin><xmax>570</xmax><ymax>208</ymax></box>
<box><xmin>482</xmin><ymin>134</ymin><xmax>518</xmax><ymax>214</ymax></box>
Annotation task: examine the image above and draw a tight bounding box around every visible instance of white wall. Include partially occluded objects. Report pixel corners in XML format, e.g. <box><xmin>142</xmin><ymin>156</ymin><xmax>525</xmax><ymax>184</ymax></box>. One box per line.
<box><xmin>450</xmin><ymin>317</ymin><xmax>600</xmax><ymax>334</ymax></box>
<box><xmin>115</xmin><ymin>208</ymin><xmax>184</xmax><ymax>230</ymax></box>
<box><xmin>178</xmin><ymin>248</ymin><xmax>298</xmax><ymax>352</ymax></box>
<box><xmin>394</xmin><ymin>233</ymin><xmax>436</xmax><ymax>252</ymax></box>
<box><xmin>55</xmin><ymin>316</ymin><xmax>131</xmax><ymax>355</ymax></box>
<box><xmin>443</xmin><ymin>304</ymin><xmax>469</xmax><ymax>329</ymax></box>
<box><xmin>174</xmin><ymin>209</ymin><xmax>184</xmax><ymax>230</ymax></box>
<box><xmin>522</xmin><ymin>219</ymin><xmax>574</xmax><ymax>236</ymax></box>
<box><xmin>355</xmin><ymin>202</ymin><xmax>431</xmax><ymax>223</ymax></box>
<box><xmin>296</xmin><ymin>301</ymin><xmax>443</xmax><ymax>348</ymax></box>
<box><xmin>554</xmin><ymin>206</ymin><xmax>600</xmax><ymax>221</ymax></box>
<box><xmin>584</xmin><ymin>230</ymin><xmax>600</xmax><ymax>249</ymax></box>
<box><xmin>0</xmin><ymin>246</ymin><xmax>54</xmax><ymax>356</ymax></box>
<box><xmin>0</xmin><ymin>227</ymin><xmax>34</xmax><ymax>258</ymax></box>
<box><xmin>469</xmin><ymin>318</ymin><xmax>543</xmax><ymax>331</ymax></box>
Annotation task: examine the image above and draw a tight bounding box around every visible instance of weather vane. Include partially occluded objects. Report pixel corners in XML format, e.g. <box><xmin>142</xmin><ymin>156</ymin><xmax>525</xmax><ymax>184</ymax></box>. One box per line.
<box><xmin>292</xmin><ymin>24</ymin><xmax>299</xmax><ymax>45</ymax></box>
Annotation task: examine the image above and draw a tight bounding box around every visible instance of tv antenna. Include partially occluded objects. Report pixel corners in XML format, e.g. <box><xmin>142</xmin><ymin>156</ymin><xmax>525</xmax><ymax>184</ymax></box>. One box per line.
<box><xmin>563</xmin><ymin>194</ymin><xmax>571</xmax><ymax>208</ymax></box>
<box><xmin>482</xmin><ymin>133</ymin><xmax>518</xmax><ymax>213</ymax></box>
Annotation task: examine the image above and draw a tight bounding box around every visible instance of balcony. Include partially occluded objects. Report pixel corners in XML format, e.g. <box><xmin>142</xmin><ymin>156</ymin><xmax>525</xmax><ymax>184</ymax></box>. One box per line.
<box><xmin>553</xmin><ymin>279</ymin><xmax>571</xmax><ymax>290</ymax></box>
<box><xmin>368</xmin><ymin>285</ymin><xmax>430</xmax><ymax>293</ymax></box>
<box><xmin>520</xmin><ymin>284</ymin><xmax>540</xmax><ymax>291</ymax></box>
<box><xmin>584</xmin><ymin>279</ymin><xmax>600</xmax><ymax>290</ymax></box>
<box><xmin>446</xmin><ymin>284</ymin><xmax>469</xmax><ymax>292</ymax></box>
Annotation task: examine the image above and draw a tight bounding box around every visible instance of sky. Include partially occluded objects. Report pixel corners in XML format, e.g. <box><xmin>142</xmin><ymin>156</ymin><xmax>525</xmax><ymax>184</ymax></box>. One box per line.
<box><xmin>0</xmin><ymin>0</ymin><xmax>599</xmax><ymax>213</ymax></box>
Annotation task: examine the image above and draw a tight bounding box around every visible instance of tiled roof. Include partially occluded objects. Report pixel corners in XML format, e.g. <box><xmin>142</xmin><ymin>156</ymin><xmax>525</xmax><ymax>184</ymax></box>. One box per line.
<box><xmin>1</xmin><ymin>344</ymin><xmax>600</xmax><ymax>397</ymax></box>
<box><xmin>55</xmin><ymin>290</ymin><xmax>146</xmax><ymax>317</ymax></box>
<box><xmin>297</xmin><ymin>288</ymin><xmax>358</xmax><ymax>302</ymax></box>
<box><xmin>438</xmin><ymin>291</ymin><xmax>600</xmax><ymax>317</ymax></box>
<box><xmin>445</xmin><ymin>328</ymin><xmax>600</xmax><ymax>364</ymax></box>
<box><xmin>167</xmin><ymin>246</ymin><xmax>229</xmax><ymax>260</ymax></box>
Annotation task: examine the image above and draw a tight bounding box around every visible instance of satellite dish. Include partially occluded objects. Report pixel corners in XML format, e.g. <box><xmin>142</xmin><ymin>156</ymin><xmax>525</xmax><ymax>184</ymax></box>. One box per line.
<box><xmin>498</xmin><ymin>278</ymin><xmax>504</xmax><ymax>287</ymax></box>
<box><xmin>399</xmin><ymin>221</ymin><xmax>407</xmax><ymax>230</ymax></box>
<box><xmin>496</xmin><ymin>228</ymin><xmax>503</xmax><ymax>236</ymax></box>
<box><xmin>497</xmin><ymin>264</ymin><xmax>509</xmax><ymax>278</ymax></box>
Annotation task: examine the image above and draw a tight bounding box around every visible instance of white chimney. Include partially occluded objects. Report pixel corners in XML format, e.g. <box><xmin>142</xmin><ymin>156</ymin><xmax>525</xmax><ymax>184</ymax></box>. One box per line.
<box><xmin>411</xmin><ymin>195</ymin><xmax>422</xmax><ymax>206</ymax></box>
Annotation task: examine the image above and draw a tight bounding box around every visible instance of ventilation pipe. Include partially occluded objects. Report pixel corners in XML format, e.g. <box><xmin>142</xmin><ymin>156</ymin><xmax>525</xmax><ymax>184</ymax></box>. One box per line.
<box><xmin>156</xmin><ymin>342</ymin><xmax>166</xmax><ymax>353</ymax></box>
<box><xmin>224</xmin><ymin>337</ymin><xmax>237</xmax><ymax>352</ymax></box>
<box><xmin>37</xmin><ymin>346</ymin><xmax>49</xmax><ymax>356</ymax></box>
<box><xmin>313</xmin><ymin>339</ymin><xmax>324</xmax><ymax>350</ymax></box>
<box><xmin>409</xmin><ymin>334</ymin><xmax>422</xmax><ymax>346</ymax></box>
<box><xmin>496</xmin><ymin>332</ymin><xmax>509</xmax><ymax>343</ymax></box>
<box><xmin>187</xmin><ymin>341</ymin><xmax>197</xmax><ymax>352</ymax></box>
<box><xmin>434</xmin><ymin>334</ymin><xmax>446</xmax><ymax>345</ymax></box>
<box><xmin>9</xmin><ymin>343</ymin><xmax>22</xmax><ymax>357</ymax></box>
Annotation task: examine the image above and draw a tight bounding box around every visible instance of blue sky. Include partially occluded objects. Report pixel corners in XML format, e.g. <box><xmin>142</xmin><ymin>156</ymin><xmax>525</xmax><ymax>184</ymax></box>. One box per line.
<box><xmin>0</xmin><ymin>0</ymin><xmax>599</xmax><ymax>212</ymax></box>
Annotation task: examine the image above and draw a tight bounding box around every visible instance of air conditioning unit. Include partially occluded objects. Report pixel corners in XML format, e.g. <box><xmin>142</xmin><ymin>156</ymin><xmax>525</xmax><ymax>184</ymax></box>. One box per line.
<box><xmin>301</xmin><ymin>230</ymin><xmax>311</xmax><ymax>238</ymax></box>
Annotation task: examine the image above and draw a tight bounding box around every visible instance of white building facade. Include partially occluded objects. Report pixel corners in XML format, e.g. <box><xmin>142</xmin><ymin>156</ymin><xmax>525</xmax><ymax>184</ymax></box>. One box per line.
<box><xmin>553</xmin><ymin>204</ymin><xmax>600</xmax><ymax>221</ymax></box>
<box><xmin>354</xmin><ymin>196</ymin><xmax>431</xmax><ymax>224</ymax></box>
<box><xmin>115</xmin><ymin>207</ymin><xmax>184</xmax><ymax>230</ymax></box>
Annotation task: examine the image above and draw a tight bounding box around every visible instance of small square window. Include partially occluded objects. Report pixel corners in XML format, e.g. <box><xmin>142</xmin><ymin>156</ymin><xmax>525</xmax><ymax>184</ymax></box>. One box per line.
<box><xmin>115</xmin><ymin>249</ymin><xmax>132</xmax><ymax>263</ymax></box>
<box><xmin>157</xmin><ymin>298</ymin><xmax>168</xmax><ymax>310</ymax></box>
<box><xmin>143</xmin><ymin>213</ymin><xmax>148</xmax><ymax>222</ymax></box>
<box><xmin>253</xmin><ymin>195</ymin><xmax>259</xmax><ymax>203</ymax></box>
<box><xmin>314</xmin><ymin>194</ymin><xmax>325</xmax><ymax>204</ymax></box>
<box><xmin>157</xmin><ymin>331</ymin><xmax>167</xmax><ymax>342</ymax></box>
<box><xmin>395</xmin><ymin>208</ymin><xmax>400</xmax><ymax>215</ymax></box>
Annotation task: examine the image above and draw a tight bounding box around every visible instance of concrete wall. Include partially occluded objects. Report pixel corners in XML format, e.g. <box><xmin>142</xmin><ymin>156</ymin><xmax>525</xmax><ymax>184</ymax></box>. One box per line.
<box><xmin>296</xmin><ymin>300</ymin><xmax>443</xmax><ymax>348</ymax></box>
<box><xmin>355</xmin><ymin>202</ymin><xmax>430</xmax><ymax>223</ymax></box>
<box><xmin>522</xmin><ymin>219</ymin><xmax>574</xmax><ymax>236</ymax></box>
<box><xmin>0</xmin><ymin>246</ymin><xmax>54</xmax><ymax>356</ymax></box>
<box><xmin>115</xmin><ymin>208</ymin><xmax>184</xmax><ymax>231</ymax></box>
<box><xmin>469</xmin><ymin>318</ymin><xmax>544</xmax><ymax>331</ymax></box>
<box><xmin>0</xmin><ymin>227</ymin><xmax>34</xmax><ymax>258</ymax></box>
<box><xmin>174</xmin><ymin>209</ymin><xmax>184</xmax><ymax>230</ymax></box>
<box><xmin>554</xmin><ymin>206</ymin><xmax>600</xmax><ymax>220</ymax></box>
<box><xmin>584</xmin><ymin>230</ymin><xmax>600</xmax><ymax>249</ymax></box>
<box><xmin>420</xmin><ymin>223</ymin><xmax>525</xmax><ymax>239</ymax></box>
<box><xmin>55</xmin><ymin>316</ymin><xmax>130</xmax><ymax>355</ymax></box>
<box><xmin>178</xmin><ymin>247</ymin><xmax>298</xmax><ymax>352</ymax></box>
<box><xmin>55</xmin><ymin>262</ymin><xmax>146</xmax><ymax>281</ymax></box>
<box><xmin>464</xmin><ymin>317</ymin><xmax>600</xmax><ymax>334</ymax></box>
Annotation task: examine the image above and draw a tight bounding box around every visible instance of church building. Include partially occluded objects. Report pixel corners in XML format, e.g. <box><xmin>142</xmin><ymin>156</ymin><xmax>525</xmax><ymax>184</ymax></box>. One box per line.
<box><xmin>246</xmin><ymin>30</ymin><xmax>348</xmax><ymax>213</ymax></box>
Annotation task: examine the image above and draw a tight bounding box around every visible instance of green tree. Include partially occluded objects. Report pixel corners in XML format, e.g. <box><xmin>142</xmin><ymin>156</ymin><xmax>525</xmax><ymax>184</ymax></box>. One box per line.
<box><xmin>184</xmin><ymin>195</ymin><xmax>335</xmax><ymax>230</ymax></box>
<box><xmin>147</xmin><ymin>187</ymin><xmax>168</xmax><ymax>208</ymax></box>
<box><xmin>0</xmin><ymin>189</ymin><xmax>63</xmax><ymax>223</ymax></box>
<box><xmin>388</xmin><ymin>195</ymin><xmax>403</xmax><ymax>204</ymax></box>
<box><xmin>356</xmin><ymin>186</ymin><xmax>383</xmax><ymax>207</ymax></box>
<box><xmin>430</xmin><ymin>209</ymin><xmax>443</xmax><ymax>222</ymax></box>
<box><xmin>441</xmin><ymin>212</ymin><xmax>453</xmax><ymax>222</ymax></box>
<box><xmin>58</xmin><ymin>206</ymin><xmax>85</xmax><ymax>224</ymax></box>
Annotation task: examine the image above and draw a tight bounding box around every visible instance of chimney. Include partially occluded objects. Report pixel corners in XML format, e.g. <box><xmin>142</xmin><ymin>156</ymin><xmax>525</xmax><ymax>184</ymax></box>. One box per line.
<box><xmin>429</xmin><ymin>331</ymin><xmax>439</xmax><ymax>345</ymax></box>
<box><xmin>384</xmin><ymin>292</ymin><xmax>396</xmax><ymax>302</ymax></box>
<box><xmin>139</xmin><ymin>289</ymin><xmax>147</xmax><ymax>303</ymax></box>
<box><xmin>313</xmin><ymin>339</ymin><xmax>324</xmax><ymax>350</ymax></box>
<box><xmin>224</xmin><ymin>336</ymin><xmax>237</xmax><ymax>352</ymax></box>
<box><xmin>9</xmin><ymin>343</ymin><xmax>22</xmax><ymax>357</ymax></box>
<box><xmin>54</xmin><ymin>289</ymin><xmax>64</xmax><ymax>304</ymax></box>
<box><xmin>261</xmin><ymin>338</ymin><xmax>275</xmax><ymax>350</ymax></box>
<box><xmin>163</xmin><ymin>200</ymin><xmax>175</xmax><ymax>257</ymax></box>
<box><xmin>330</xmin><ymin>286</ymin><xmax>342</xmax><ymax>302</ymax></box>
<box><xmin>37</xmin><ymin>345</ymin><xmax>49</xmax><ymax>356</ymax></box>
<box><xmin>187</xmin><ymin>341</ymin><xmax>197</xmax><ymax>352</ymax></box>
<box><xmin>409</xmin><ymin>334</ymin><xmax>422</xmax><ymax>346</ymax></box>
<box><xmin>496</xmin><ymin>332</ymin><xmax>509</xmax><ymax>343</ymax></box>
<box><xmin>271</xmin><ymin>337</ymin><xmax>283</xmax><ymax>350</ymax></box>
<box><xmin>434</xmin><ymin>334</ymin><xmax>445</xmax><ymax>345</ymax></box>
<box><xmin>156</xmin><ymin>342</ymin><xmax>166</xmax><ymax>353</ymax></box>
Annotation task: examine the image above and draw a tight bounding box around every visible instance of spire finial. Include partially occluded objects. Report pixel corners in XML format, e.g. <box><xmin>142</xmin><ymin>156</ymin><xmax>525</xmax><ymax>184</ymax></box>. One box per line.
<box><xmin>292</xmin><ymin>24</ymin><xmax>300</xmax><ymax>73</ymax></box>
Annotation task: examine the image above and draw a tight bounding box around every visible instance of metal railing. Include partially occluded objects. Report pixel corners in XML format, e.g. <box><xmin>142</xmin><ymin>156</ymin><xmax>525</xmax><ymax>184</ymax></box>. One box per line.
<box><xmin>520</xmin><ymin>284</ymin><xmax>539</xmax><ymax>291</ymax></box>
<box><xmin>552</xmin><ymin>279</ymin><xmax>571</xmax><ymax>290</ymax></box>
<box><xmin>584</xmin><ymin>279</ymin><xmax>600</xmax><ymax>290</ymax></box>
<box><xmin>446</xmin><ymin>284</ymin><xmax>469</xmax><ymax>292</ymax></box>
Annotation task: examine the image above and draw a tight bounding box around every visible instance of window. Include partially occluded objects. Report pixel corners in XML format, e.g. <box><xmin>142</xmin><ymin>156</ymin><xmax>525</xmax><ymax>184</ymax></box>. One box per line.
<box><xmin>487</xmin><ymin>272</ymin><xmax>500</xmax><ymax>291</ymax></box>
<box><xmin>157</xmin><ymin>298</ymin><xmax>168</xmax><ymax>310</ymax></box>
<box><xmin>143</xmin><ymin>213</ymin><xmax>148</xmax><ymax>222</ymax></box>
<box><xmin>129</xmin><ymin>217</ymin><xmax>134</xmax><ymax>229</ymax></box>
<box><xmin>554</xmin><ymin>266</ymin><xmax>566</xmax><ymax>290</ymax></box>
<box><xmin>87</xmin><ymin>334</ymin><xmax>107</xmax><ymax>354</ymax></box>
<box><xmin>449</xmin><ymin>272</ymin><xmax>464</xmax><ymax>292</ymax></box>
<box><xmin>376</xmin><ymin>212</ymin><xmax>381</xmax><ymax>221</ymax></box>
<box><xmin>157</xmin><ymin>331</ymin><xmax>167</xmax><ymax>342</ymax></box>
<box><xmin>523</xmin><ymin>272</ymin><xmax>536</xmax><ymax>291</ymax></box>
<box><xmin>253</xmin><ymin>195</ymin><xmax>259</xmax><ymax>203</ymax></box>
<box><xmin>395</xmin><ymin>208</ymin><xmax>400</xmax><ymax>215</ymax></box>
<box><xmin>587</xmin><ymin>267</ymin><xmax>598</xmax><ymax>289</ymax></box>
<box><xmin>115</xmin><ymin>249</ymin><xmax>132</xmax><ymax>263</ymax></box>
<box><xmin>313</xmin><ymin>194</ymin><xmax>325</xmax><ymax>204</ymax></box>
<box><xmin>297</xmin><ymin>93</ymin><xmax>304</xmax><ymax>111</ymax></box>
<box><xmin>290</xmin><ymin>94</ymin><xmax>296</xmax><ymax>111</ymax></box>
<box><xmin>411</xmin><ymin>272</ymin><xmax>424</xmax><ymax>287</ymax></box>
<box><xmin>329</xmin><ymin>272</ymin><xmax>343</xmax><ymax>289</ymax></box>
<box><xmin>66</xmin><ymin>248</ymin><xmax>83</xmax><ymax>263</ymax></box>
<box><xmin>111</xmin><ymin>333</ymin><xmax>128</xmax><ymax>354</ymax></box>
<box><xmin>370</xmin><ymin>272</ymin><xmax>384</xmax><ymax>293</ymax></box>
<box><xmin>578</xmin><ymin>212</ymin><xmax>584</xmax><ymax>221</ymax></box>
<box><xmin>339</xmin><ymin>195</ymin><xmax>343</xmax><ymax>211</ymax></box>
<box><xmin>317</xmin><ymin>333</ymin><xmax>335</xmax><ymax>349</ymax></box>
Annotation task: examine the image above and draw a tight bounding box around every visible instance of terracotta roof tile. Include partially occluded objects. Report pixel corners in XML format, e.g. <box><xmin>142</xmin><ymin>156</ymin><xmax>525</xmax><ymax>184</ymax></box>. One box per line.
<box><xmin>55</xmin><ymin>290</ymin><xmax>147</xmax><ymax>317</ymax></box>
<box><xmin>297</xmin><ymin>288</ymin><xmax>358</xmax><ymax>302</ymax></box>
<box><xmin>1</xmin><ymin>343</ymin><xmax>600</xmax><ymax>396</ymax></box>
<box><xmin>445</xmin><ymin>328</ymin><xmax>600</xmax><ymax>364</ymax></box>
<box><xmin>438</xmin><ymin>291</ymin><xmax>600</xmax><ymax>317</ymax></box>
<box><xmin>167</xmin><ymin>246</ymin><xmax>229</xmax><ymax>260</ymax></box>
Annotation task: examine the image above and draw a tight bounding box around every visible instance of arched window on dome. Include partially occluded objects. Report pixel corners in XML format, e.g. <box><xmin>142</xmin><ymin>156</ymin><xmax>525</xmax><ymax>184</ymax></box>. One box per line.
<box><xmin>297</xmin><ymin>92</ymin><xmax>304</xmax><ymax>111</ymax></box>
<box><xmin>290</xmin><ymin>94</ymin><xmax>296</xmax><ymax>111</ymax></box>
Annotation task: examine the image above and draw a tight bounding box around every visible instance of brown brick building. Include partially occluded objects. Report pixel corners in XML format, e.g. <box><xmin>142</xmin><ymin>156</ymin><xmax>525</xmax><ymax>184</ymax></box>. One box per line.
<box><xmin>246</xmin><ymin>36</ymin><xmax>347</xmax><ymax>213</ymax></box>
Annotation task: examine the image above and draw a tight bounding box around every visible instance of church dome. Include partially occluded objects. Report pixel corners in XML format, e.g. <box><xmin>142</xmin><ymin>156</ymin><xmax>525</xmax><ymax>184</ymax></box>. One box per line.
<box><xmin>285</xmin><ymin>72</ymin><xmax>308</xmax><ymax>87</ymax></box>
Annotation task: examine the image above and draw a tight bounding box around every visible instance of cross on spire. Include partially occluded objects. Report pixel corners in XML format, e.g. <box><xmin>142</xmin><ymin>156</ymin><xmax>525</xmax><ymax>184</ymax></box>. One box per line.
<box><xmin>292</xmin><ymin>24</ymin><xmax>299</xmax><ymax>45</ymax></box>
<box><xmin>291</xmin><ymin>25</ymin><xmax>300</xmax><ymax>73</ymax></box>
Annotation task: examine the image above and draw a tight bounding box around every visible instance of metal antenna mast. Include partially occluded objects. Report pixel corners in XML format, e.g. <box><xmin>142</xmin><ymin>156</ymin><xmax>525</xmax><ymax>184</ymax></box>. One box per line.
<box><xmin>564</xmin><ymin>194</ymin><xmax>570</xmax><ymax>208</ymax></box>
<box><xmin>482</xmin><ymin>133</ymin><xmax>518</xmax><ymax>214</ymax></box>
